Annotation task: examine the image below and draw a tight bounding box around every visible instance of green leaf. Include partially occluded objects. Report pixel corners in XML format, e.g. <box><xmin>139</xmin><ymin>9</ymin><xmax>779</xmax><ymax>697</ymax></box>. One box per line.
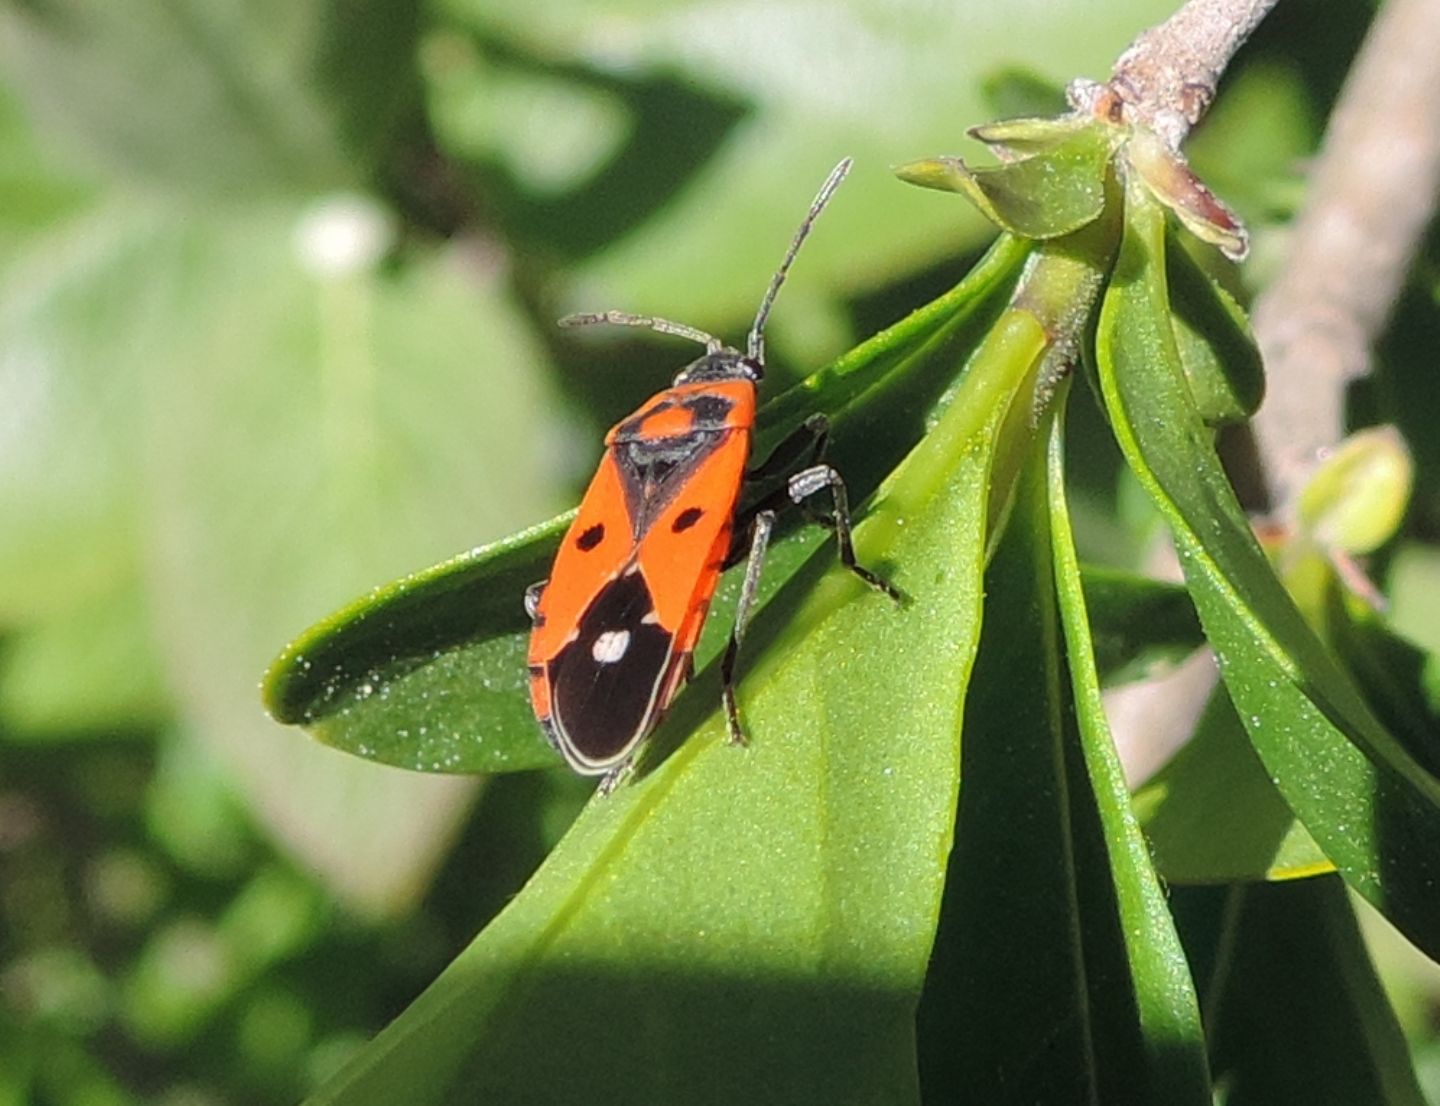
<box><xmin>1205</xmin><ymin>878</ymin><xmax>1427</xmax><ymax>1106</ymax></box>
<box><xmin>895</xmin><ymin>125</ymin><xmax>1112</xmax><ymax>239</ymax></box>
<box><xmin>1096</xmin><ymin>179</ymin><xmax>1440</xmax><ymax>959</ymax></box>
<box><xmin>1165</xmin><ymin>228</ymin><xmax>1264</xmax><ymax>425</ymax></box>
<box><xmin>918</xmin><ymin>407</ymin><xmax>1209</xmax><ymax>1103</ymax></box>
<box><xmin>302</xmin><ymin>271</ymin><xmax>1052</xmax><ymax>1106</ymax></box>
<box><xmin>0</xmin><ymin>82</ymin><xmax>95</xmax><ymax>257</ymax></box>
<box><xmin>0</xmin><ymin>0</ymin><xmax>420</xmax><ymax>196</ymax></box>
<box><xmin>978</xmin><ymin>68</ymin><xmax>1069</xmax><ymax>121</ymax></box>
<box><xmin>1136</xmin><ymin>686</ymin><xmax>1332</xmax><ymax>883</ymax></box>
<box><xmin>918</xmin><ymin>408</ymin><xmax>1095</xmax><ymax>1103</ymax></box>
<box><xmin>263</xmin><ymin>235</ymin><xmax>1033</xmax><ymax>774</ymax></box>
<box><xmin>1328</xmin><ymin>584</ymin><xmax>1440</xmax><ymax>780</ymax></box>
<box><xmin>1048</xmin><ymin>415</ymin><xmax>1211</xmax><ymax>1104</ymax></box>
<box><xmin>1079</xmin><ymin>564</ymin><xmax>1204</xmax><ymax>686</ymax></box>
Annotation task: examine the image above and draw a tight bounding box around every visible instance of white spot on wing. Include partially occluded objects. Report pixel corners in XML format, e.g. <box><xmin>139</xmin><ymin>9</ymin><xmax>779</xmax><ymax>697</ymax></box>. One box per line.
<box><xmin>592</xmin><ymin>629</ymin><xmax>631</xmax><ymax>664</ymax></box>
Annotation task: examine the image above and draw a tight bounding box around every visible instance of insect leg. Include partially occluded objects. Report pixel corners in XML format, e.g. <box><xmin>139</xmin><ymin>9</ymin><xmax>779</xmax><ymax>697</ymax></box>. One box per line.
<box><xmin>721</xmin><ymin>508</ymin><xmax>777</xmax><ymax>746</ymax></box>
<box><xmin>524</xmin><ymin>580</ymin><xmax>547</xmax><ymax>622</ymax></box>
<box><xmin>747</xmin><ymin>412</ymin><xmax>829</xmax><ymax>484</ymax></box>
<box><xmin>597</xmin><ymin>759</ymin><xmax>637</xmax><ymax>797</ymax></box>
<box><xmin>787</xmin><ymin>465</ymin><xmax>902</xmax><ymax>602</ymax></box>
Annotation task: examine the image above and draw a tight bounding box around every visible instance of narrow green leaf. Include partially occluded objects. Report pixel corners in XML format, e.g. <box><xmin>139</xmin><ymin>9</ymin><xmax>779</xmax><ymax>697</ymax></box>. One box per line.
<box><xmin>1096</xmin><ymin>180</ymin><xmax>1440</xmax><ymax>958</ymax></box>
<box><xmin>302</xmin><ymin>289</ymin><xmax>1052</xmax><ymax>1106</ymax></box>
<box><xmin>918</xmin><ymin>407</ymin><xmax>1099</xmax><ymax>1104</ymax></box>
<box><xmin>1206</xmin><ymin>878</ymin><xmax>1427</xmax><ymax>1106</ymax></box>
<box><xmin>263</xmin><ymin>235</ymin><xmax>1033</xmax><ymax>774</ymax></box>
<box><xmin>1048</xmin><ymin>413</ymin><xmax>1212</xmax><ymax>1104</ymax></box>
<box><xmin>921</xmin><ymin>406</ymin><xmax>1208</xmax><ymax>1102</ymax></box>
<box><xmin>1165</xmin><ymin>228</ymin><xmax>1263</xmax><ymax>425</ymax></box>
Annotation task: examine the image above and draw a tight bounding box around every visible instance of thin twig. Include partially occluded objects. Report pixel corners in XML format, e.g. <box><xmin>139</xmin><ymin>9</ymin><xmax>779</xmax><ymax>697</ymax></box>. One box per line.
<box><xmin>1250</xmin><ymin>0</ymin><xmax>1440</xmax><ymax>508</ymax></box>
<box><xmin>1068</xmin><ymin>0</ymin><xmax>1279</xmax><ymax>149</ymax></box>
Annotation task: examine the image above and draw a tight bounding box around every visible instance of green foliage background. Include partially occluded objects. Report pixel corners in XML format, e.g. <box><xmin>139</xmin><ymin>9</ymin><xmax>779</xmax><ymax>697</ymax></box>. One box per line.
<box><xmin>4</xmin><ymin>1</ymin><xmax>1440</xmax><ymax>1103</ymax></box>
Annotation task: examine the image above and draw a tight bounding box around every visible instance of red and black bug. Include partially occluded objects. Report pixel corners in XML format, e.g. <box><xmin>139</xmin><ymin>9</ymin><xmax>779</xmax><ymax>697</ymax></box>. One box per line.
<box><xmin>526</xmin><ymin>159</ymin><xmax>899</xmax><ymax>788</ymax></box>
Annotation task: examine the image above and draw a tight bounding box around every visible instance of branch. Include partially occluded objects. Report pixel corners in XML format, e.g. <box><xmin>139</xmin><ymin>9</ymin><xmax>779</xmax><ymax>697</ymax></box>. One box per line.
<box><xmin>1249</xmin><ymin>0</ymin><xmax>1440</xmax><ymax>507</ymax></box>
<box><xmin>1068</xmin><ymin>0</ymin><xmax>1278</xmax><ymax>149</ymax></box>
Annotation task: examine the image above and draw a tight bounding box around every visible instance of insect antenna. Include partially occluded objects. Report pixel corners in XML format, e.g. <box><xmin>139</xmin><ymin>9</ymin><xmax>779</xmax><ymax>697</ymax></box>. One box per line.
<box><xmin>558</xmin><ymin>311</ymin><xmax>723</xmax><ymax>353</ymax></box>
<box><xmin>745</xmin><ymin>157</ymin><xmax>853</xmax><ymax>364</ymax></box>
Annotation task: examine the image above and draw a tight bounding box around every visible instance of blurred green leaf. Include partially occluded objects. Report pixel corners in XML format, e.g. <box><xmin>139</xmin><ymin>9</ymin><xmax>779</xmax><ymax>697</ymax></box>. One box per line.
<box><xmin>434</xmin><ymin>0</ymin><xmax>1181</xmax><ymax>357</ymax></box>
<box><xmin>1096</xmin><ymin>179</ymin><xmax>1440</xmax><ymax>959</ymax></box>
<box><xmin>1329</xmin><ymin>584</ymin><xmax>1440</xmax><ymax>780</ymax></box>
<box><xmin>143</xmin><ymin>200</ymin><xmax>562</xmax><ymax>912</ymax></box>
<box><xmin>0</xmin><ymin>582</ymin><xmax>169</xmax><ymax>734</ymax></box>
<box><xmin>0</xmin><ymin>83</ymin><xmax>95</xmax><ymax>256</ymax></box>
<box><xmin>303</xmin><ymin>261</ymin><xmax>1051</xmax><ymax>1106</ymax></box>
<box><xmin>219</xmin><ymin>866</ymin><xmax>329</xmax><ymax>971</ymax></box>
<box><xmin>1297</xmin><ymin>426</ymin><xmax>1413</xmax><ymax>556</ymax></box>
<box><xmin>1207</xmin><ymin>878</ymin><xmax>1426</xmax><ymax>1106</ymax></box>
<box><xmin>0</xmin><ymin>0</ymin><xmax>422</xmax><ymax>196</ymax></box>
<box><xmin>1079</xmin><ymin>564</ymin><xmax>1204</xmax><ymax>686</ymax></box>
<box><xmin>1388</xmin><ymin>543</ymin><xmax>1440</xmax><ymax>656</ymax></box>
<box><xmin>122</xmin><ymin>916</ymin><xmax>238</xmax><ymax>1046</ymax></box>
<box><xmin>0</xmin><ymin>204</ymin><xmax>161</xmax><ymax>625</ymax></box>
<box><xmin>264</xmin><ymin>235</ymin><xmax>1032</xmax><ymax>774</ymax></box>
<box><xmin>978</xmin><ymin>67</ymin><xmax>1068</xmax><ymax>120</ymax></box>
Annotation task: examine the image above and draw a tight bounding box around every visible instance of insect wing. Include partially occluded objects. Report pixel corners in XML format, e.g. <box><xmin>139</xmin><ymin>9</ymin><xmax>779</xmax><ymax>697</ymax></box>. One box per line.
<box><xmin>639</xmin><ymin>429</ymin><xmax>749</xmax><ymax>641</ymax></box>
<box><xmin>530</xmin><ymin>453</ymin><xmax>634</xmax><ymax>657</ymax></box>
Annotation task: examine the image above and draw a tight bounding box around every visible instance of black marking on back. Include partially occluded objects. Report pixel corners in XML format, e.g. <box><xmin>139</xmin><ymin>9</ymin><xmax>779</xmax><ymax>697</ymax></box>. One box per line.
<box><xmin>548</xmin><ymin>570</ymin><xmax>674</xmax><ymax>763</ymax></box>
<box><xmin>576</xmin><ymin>523</ymin><xmax>605</xmax><ymax>551</ymax></box>
<box><xmin>609</xmin><ymin>388</ymin><xmax>744</xmax><ymax>539</ymax></box>
<box><xmin>684</xmin><ymin>393</ymin><xmax>733</xmax><ymax>428</ymax></box>
<box><xmin>672</xmin><ymin>506</ymin><xmax>705</xmax><ymax>532</ymax></box>
<box><xmin>615</xmin><ymin>398</ymin><xmax>676</xmax><ymax>441</ymax></box>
